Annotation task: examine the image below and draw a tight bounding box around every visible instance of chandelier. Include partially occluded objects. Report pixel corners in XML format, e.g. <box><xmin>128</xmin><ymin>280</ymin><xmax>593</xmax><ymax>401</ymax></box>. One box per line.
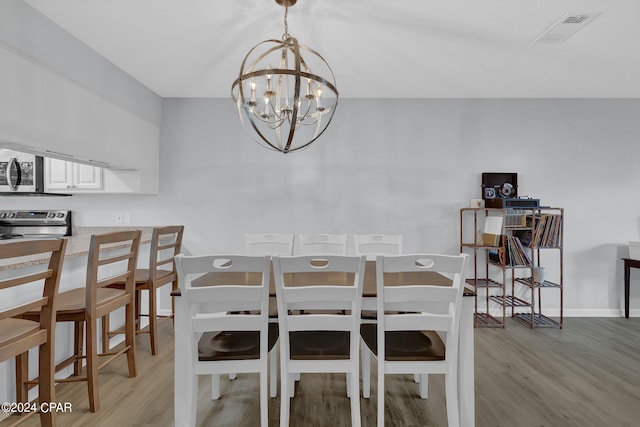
<box><xmin>231</xmin><ymin>0</ymin><xmax>338</xmax><ymax>153</ymax></box>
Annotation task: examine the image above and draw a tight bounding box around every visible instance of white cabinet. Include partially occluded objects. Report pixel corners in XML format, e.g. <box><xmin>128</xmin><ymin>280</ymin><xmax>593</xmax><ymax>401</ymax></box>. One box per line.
<box><xmin>45</xmin><ymin>158</ymin><xmax>103</xmax><ymax>191</ymax></box>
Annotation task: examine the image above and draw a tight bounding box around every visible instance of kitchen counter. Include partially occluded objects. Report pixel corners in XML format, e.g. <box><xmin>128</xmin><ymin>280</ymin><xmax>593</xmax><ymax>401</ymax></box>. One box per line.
<box><xmin>0</xmin><ymin>226</ymin><xmax>154</xmax><ymax>271</ymax></box>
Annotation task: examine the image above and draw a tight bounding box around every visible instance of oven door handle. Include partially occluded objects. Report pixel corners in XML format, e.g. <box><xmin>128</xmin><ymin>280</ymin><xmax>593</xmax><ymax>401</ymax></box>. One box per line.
<box><xmin>7</xmin><ymin>157</ymin><xmax>18</xmax><ymax>192</ymax></box>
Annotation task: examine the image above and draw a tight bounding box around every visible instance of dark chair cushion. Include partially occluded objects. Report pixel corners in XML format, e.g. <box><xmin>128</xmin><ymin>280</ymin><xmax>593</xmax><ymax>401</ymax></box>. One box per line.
<box><xmin>289</xmin><ymin>331</ymin><xmax>351</xmax><ymax>360</ymax></box>
<box><xmin>198</xmin><ymin>323</ymin><xmax>279</xmax><ymax>361</ymax></box>
<box><xmin>360</xmin><ymin>324</ymin><xmax>445</xmax><ymax>361</ymax></box>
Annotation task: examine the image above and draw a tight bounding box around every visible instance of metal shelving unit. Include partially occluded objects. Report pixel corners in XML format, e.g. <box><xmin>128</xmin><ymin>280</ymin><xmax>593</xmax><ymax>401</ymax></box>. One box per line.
<box><xmin>460</xmin><ymin>207</ymin><xmax>564</xmax><ymax>329</ymax></box>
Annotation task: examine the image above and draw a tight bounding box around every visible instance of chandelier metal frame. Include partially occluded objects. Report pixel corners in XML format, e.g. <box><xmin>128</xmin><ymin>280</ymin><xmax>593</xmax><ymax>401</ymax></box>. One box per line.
<box><xmin>231</xmin><ymin>0</ymin><xmax>338</xmax><ymax>153</ymax></box>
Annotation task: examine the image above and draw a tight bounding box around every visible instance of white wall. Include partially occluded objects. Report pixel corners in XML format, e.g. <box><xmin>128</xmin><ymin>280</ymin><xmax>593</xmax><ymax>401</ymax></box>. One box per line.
<box><xmin>3</xmin><ymin>98</ymin><xmax>640</xmax><ymax>316</ymax></box>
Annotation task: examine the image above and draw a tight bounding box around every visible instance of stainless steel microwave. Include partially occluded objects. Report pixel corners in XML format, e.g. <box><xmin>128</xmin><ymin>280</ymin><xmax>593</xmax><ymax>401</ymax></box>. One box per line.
<box><xmin>0</xmin><ymin>153</ymin><xmax>44</xmax><ymax>193</ymax></box>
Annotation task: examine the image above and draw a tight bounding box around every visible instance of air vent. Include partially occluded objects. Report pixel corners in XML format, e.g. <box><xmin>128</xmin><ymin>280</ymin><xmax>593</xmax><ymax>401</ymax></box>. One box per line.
<box><xmin>533</xmin><ymin>12</ymin><xmax>602</xmax><ymax>43</ymax></box>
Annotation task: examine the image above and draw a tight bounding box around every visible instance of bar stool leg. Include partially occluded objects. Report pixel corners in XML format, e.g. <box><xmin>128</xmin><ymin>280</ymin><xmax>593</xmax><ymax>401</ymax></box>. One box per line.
<box><xmin>101</xmin><ymin>315</ymin><xmax>110</xmax><ymax>352</ymax></box>
<box><xmin>125</xmin><ymin>299</ymin><xmax>137</xmax><ymax>377</ymax></box>
<box><xmin>38</xmin><ymin>339</ymin><xmax>56</xmax><ymax>426</ymax></box>
<box><xmin>73</xmin><ymin>321</ymin><xmax>83</xmax><ymax>376</ymax></box>
<box><xmin>15</xmin><ymin>353</ymin><xmax>28</xmax><ymax>404</ymax></box>
<box><xmin>86</xmin><ymin>317</ymin><xmax>100</xmax><ymax>412</ymax></box>
<box><xmin>148</xmin><ymin>286</ymin><xmax>158</xmax><ymax>355</ymax></box>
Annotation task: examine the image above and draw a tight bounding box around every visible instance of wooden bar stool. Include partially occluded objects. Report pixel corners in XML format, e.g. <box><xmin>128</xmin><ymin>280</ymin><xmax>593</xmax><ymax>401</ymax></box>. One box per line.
<box><xmin>105</xmin><ymin>225</ymin><xmax>183</xmax><ymax>355</ymax></box>
<box><xmin>0</xmin><ymin>238</ymin><xmax>67</xmax><ymax>427</ymax></box>
<box><xmin>24</xmin><ymin>230</ymin><xmax>141</xmax><ymax>413</ymax></box>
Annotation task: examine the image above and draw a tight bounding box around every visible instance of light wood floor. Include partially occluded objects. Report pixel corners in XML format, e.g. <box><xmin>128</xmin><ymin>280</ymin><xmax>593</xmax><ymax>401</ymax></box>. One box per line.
<box><xmin>2</xmin><ymin>317</ymin><xmax>640</xmax><ymax>426</ymax></box>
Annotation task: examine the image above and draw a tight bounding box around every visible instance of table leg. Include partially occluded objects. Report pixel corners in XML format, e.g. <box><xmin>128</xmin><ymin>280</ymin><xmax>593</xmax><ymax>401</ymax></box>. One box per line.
<box><xmin>174</xmin><ymin>296</ymin><xmax>190</xmax><ymax>426</ymax></box>
<box><xmin>625</xmin><ymin>261</ymin><xmax>631</xmax><ymax>319</ymax></box>
<box><xmin>459</xmin><ymin>295</ymin><xmax>475</xmax><ymax>427</ymax></box>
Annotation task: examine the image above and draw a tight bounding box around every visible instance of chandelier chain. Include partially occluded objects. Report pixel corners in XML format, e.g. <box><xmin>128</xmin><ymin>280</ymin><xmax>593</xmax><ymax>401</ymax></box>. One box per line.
<box><xmin>282</xmin><ymin>7</ymin><xmax>290</xmax><ymax>40</ymax></box>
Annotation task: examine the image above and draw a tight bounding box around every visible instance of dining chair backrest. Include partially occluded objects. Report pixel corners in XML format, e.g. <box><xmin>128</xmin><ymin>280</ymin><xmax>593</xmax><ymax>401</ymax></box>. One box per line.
<box><xmin>176</xmin><ymin>254</ymin><xmax>270</xmax><ymax>331</ymax></box>
<box><xmin>272</xmin><ymin>254</ymin><xmax>366</xmax><ymax>426</ymax></box>
<box><xmin>174</xmin><ymin>254</ymin><xmax>272</xmax><ymax>426</ymax></box>
<box><xmin>376</xmin><ymin>254</ymin><xmax>469</xmax><ymax>339</ymax></box>
<box><xmin>273</xmin><ymin>255</ymin><xmax>366</xmax><ymax>326</ymax></box>
<box><xmin>353</xmin><ymin>234</ymin><xmax>403</xmax><ymax>259</ymax></box>
<box><xmin>296</xmin><ymin>233</ymin><xmax>348</xmax><ymax>255</ymax></box>
<box><xmin>0</xmin><ymin>238</ymin><xmax>67</xmax><ymax>426</ymax></box>
<box><xmin>245</xmin><ymin>233</ymin><xmax>294</xmax><ymax>256</ymax></box>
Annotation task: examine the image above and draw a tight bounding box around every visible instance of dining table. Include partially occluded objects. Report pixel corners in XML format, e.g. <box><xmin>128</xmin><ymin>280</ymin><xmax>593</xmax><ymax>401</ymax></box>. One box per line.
<box><xmin>173</xmin><ymin>259</ymin><xmax>475</xmax><ymax>426</ymax></box>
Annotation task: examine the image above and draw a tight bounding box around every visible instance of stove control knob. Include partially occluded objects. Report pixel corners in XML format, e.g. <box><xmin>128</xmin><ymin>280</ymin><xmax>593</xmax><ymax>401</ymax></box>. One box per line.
<box><xmin>56</xmin><ymin>212</ymin><xmax>65</xmax><ymax>218</ymax></box>
<box><xmin>0</xmin><ymin>213</ymin><xmax>5</xmax><ymax>218</ymax></box>
<box><xmin>8</xmin><ymin>213</ymin><xmax>16</xmax><ymax>218</ymax></box>
<box><xmin>48</xmin><ymin>212</ymin><xmax>56</xmax><ymax>218</ymax></box>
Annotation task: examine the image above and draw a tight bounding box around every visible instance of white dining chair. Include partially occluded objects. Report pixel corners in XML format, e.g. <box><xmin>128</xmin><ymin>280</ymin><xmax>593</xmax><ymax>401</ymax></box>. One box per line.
<box><xmin>296</xmin><ymin>233</ymin><xmax>348</xmax><ymax>255</ymax></box>
<box><xmin>353</xmin><ymin>234</ymin><xmax>408</xmax><ymax>383</ymax></box>
<box><xmin>292</xmin><ymin>234</ymin><xmax>348</xmax><ymax>386</ymax></box>
<box><xmin>360</xmin><ymin>253</ymin><xmax>469</xmax><ymax>427</ymax></box>
<box><xmin>273</xmin><ymin>254</ymin><xmax>366</xmax><ymax>427</ymax></box>
<box><xmin>174</xmin><ymin>254</ymin><xmax>277</xmax><ymax>427</ymax></box>
<box><xmin>353</xmin><ymin>234</ymin><xmax>403</xmax><ymax>260</ymax></box>
<box><xmin>245</xmin><ymin>233</ymin><xmax>295</xmax><ymax>256</ymax></box>
<box><xmin>242</xmin><ymin>233</ymin><xmax>292</xmax><ymax>393</ymax></box>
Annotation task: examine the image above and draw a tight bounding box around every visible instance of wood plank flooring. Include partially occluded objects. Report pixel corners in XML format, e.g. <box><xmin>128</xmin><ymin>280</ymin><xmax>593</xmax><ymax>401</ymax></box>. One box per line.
<box><xmin>2</xmin><ymin>317</ymin><xmax>639</xmax><ymax>426</ymax></box>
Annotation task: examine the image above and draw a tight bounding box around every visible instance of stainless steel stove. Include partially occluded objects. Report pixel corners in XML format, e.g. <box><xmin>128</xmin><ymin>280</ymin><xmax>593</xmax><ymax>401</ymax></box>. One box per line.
<box><xmin>0</xmin><ymin>210</ymin><xmax>72</xmax><ymax>240</ymax></box>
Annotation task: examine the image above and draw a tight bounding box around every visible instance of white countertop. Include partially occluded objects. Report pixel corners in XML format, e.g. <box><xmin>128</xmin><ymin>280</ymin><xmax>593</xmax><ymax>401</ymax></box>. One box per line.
<box><xmin>0</xmin><ymin>226</ymin><xmax>154</xmax><ymax>271</ymax></box>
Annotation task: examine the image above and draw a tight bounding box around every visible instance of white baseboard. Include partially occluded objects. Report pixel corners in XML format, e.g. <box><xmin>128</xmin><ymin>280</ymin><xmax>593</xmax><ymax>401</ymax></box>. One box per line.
<box><xmin>562</xmin><ymin>308</ymin><xmax>627</xmax><ymax>317</ymax></box>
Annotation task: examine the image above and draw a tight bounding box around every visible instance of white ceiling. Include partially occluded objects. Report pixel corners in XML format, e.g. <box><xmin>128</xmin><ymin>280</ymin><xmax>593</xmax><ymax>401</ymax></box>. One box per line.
<box><xmin>24</xmin><ymin>0</ymin><xmax>640</xmax><ymax>99</ymax></box>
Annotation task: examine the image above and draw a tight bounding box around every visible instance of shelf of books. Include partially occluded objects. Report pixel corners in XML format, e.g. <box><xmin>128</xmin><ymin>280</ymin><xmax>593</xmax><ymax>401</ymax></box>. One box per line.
<box><xmin>512</xmin><ymin>207</ymin><xmax>564</xmax><ymax>328</ymax></box>
<box><xmin>460</xmin><ymin>206</ymin><xmax>564</xmax><ymax>329</ymax></box>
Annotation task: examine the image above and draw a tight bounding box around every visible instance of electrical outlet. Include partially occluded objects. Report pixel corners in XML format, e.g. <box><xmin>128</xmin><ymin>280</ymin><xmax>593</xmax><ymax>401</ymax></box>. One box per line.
<box><xmin>115</xmin><ymin>213</ymin><xmax>123</xmax><ymax>224</ymax></box>
<box><xmin>124</xmin><ymin>212</ymin><xmax>132</xmax><ymax>224</ymax></box>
